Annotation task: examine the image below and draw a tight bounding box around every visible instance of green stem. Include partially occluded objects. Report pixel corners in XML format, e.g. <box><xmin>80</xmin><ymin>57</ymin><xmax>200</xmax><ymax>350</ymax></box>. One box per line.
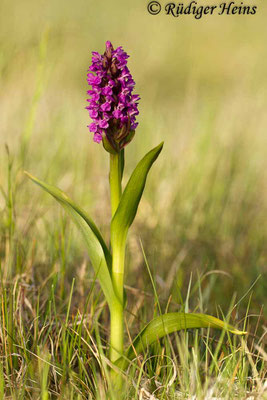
<box><xmin>109</xmin><ymin>153</ymin><xmax>122</xmax><ymax>218</ymax></box>
<box><xmin>109</xmin><ymin>152</ymin><xmax>125</xmax><ymax>364</ymax></box>
<box><xmin>110</xmin><ymin>243</ymin><xmax>125</xmax><ymax>362</ymax></box>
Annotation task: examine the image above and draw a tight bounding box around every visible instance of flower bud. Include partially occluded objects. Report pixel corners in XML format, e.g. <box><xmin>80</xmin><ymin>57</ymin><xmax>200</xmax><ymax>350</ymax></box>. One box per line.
<box><xmin>105</xmin><ymin>41</ymin><xmax>113</xmax><ymax>60</ymax></box>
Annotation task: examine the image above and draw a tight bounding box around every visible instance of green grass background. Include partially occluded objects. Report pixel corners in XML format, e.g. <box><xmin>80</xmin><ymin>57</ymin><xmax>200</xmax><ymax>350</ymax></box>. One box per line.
<box><xmin>0</xmin><ymin>0</ymin><xmax>266</xmax><ymax>397</ymax></box>
<box><xmin>1</xmin><ymin>0</ymin><xmax>266</xmax><ymax>312</ymax></box>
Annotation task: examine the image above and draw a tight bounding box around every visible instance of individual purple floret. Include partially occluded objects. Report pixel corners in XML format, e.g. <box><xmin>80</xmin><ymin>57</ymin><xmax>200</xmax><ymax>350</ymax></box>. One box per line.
<box><xmin>86</xmin><ymin>41</ymin><xmax>140</xmax><ymax>152</ymax></box>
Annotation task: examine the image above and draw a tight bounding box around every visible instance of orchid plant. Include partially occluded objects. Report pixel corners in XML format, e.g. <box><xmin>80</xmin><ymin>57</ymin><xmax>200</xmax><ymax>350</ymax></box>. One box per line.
<box><xmin>26</xmin><ymin>41</ymin><xmax>245</xmax><ymax>387</ymax></box>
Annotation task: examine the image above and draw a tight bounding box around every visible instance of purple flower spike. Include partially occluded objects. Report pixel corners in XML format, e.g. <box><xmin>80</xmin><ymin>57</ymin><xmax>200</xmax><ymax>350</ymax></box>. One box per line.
<box><xmin>86</xmin><ymin>41</ymin><xmax>140</xmax><ymax>152</ymax></box>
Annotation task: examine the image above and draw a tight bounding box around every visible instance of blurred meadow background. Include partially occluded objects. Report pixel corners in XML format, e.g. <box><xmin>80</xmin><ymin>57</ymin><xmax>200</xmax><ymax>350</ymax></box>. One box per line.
<box><xmin>0</xmin><ymin>0</ymin><xmax>266</xmax><ymax>398</ymax></box>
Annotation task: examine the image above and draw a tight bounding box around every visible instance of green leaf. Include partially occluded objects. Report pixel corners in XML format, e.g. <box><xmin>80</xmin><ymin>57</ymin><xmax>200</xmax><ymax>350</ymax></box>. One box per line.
<box><xmin>116</xmin><ymin>312</ymin><xmax>246</xmax><ymax>369</ymax></box>
<box><xmin>111</xmin><ymin>142</ymin><xmax>163</xmax><ymax>249</ymax></box>
<box><xmin>24</xmin><ymin>172</ymin><xmax>116</xmax><ymax>308</ymax></box>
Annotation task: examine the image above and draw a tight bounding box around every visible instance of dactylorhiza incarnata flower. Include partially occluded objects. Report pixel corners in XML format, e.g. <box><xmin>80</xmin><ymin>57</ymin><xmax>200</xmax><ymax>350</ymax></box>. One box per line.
<box><xmin>86</xmin><ymin>41</ymin><xmax>140</xmax><ymax>152</ymax></box>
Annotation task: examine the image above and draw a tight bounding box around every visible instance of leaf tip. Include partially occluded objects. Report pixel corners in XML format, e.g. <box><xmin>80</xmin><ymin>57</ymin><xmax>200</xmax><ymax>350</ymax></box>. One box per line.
<box><xmin>158</xmin><ymin>141</ymin><xmax>164</xmax><ymax>151</ymax></box>
<box><xmin>233</xmin><ymin>329</ymin><xmax>247</xmax><ymax>335</ymax></box>
<box><xmin>24</xmin><ymin>171</ymin><xmax>34</xmax><ymax>180</ymax></box>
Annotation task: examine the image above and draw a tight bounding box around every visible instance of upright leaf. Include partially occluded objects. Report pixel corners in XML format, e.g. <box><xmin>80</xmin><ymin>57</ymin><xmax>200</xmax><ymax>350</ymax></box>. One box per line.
<box><xmin>25</xmin><ymin>172</ymin><xmax>117</xmax><ymax>308</ymax></box>
<box><xmin>116</xmin><ymin>312</ymin><xmax>246</xmax><ymax>369</ymax></box>
<box><xmin>111</xmin><ymin>142</ymin><xmax>163</xmax><ymax>249</ymax></box>
<box><xmin>25</xmin><ymin>172</ymin><xmax>111</xmax><ymax>267</ymax></box>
